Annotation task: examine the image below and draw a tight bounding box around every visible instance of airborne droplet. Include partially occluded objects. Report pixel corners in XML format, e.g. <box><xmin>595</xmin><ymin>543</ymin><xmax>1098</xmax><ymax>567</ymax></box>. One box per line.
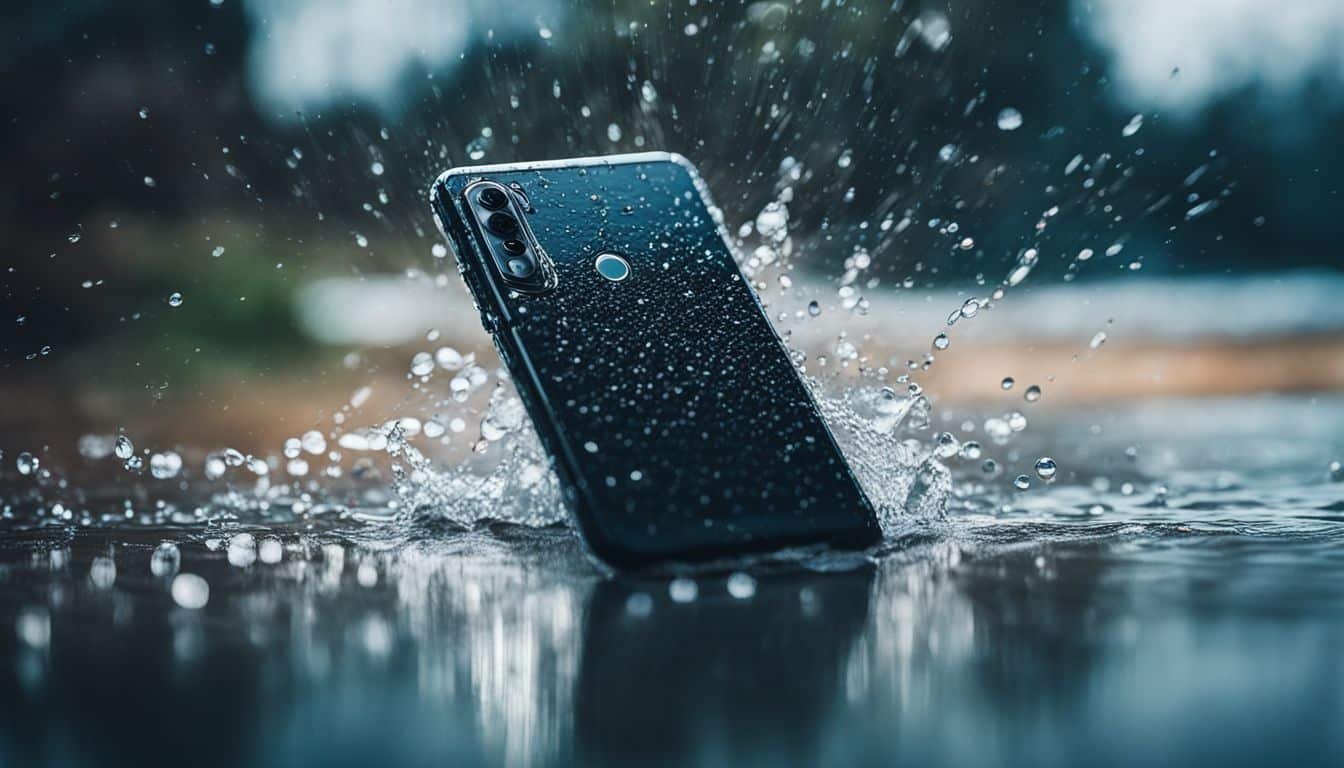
<box><xmin>1035</xmin><ymin>457</ymin><xmax>1058</xmax><ymax>480</ymax></box>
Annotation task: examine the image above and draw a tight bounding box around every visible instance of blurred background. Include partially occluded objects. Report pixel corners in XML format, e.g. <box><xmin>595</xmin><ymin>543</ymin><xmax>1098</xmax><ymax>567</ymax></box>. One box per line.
<box><xmin>5</xmin><ymin>5</ymin><xmax>1344</xmax><ymax>767</ymax></box>
<box><xmin>2</xmin><ymin>0</ymin><xmax>1343</xmax><ymax>460</ymax></box>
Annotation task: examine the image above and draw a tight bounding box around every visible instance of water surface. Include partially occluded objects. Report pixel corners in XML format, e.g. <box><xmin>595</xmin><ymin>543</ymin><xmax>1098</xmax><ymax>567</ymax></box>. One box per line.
<box><xmin>3</xmin><ymin>396</ymin><xmax>1342</xmax><ymax>767</ymax></box>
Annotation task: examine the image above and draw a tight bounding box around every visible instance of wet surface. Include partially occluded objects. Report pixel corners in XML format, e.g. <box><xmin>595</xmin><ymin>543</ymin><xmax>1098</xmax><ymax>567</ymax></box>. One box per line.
<box><xmin>3</xmin><ymin>397</ymin><xmax>1343</xmax><ymax>767</ymax></box>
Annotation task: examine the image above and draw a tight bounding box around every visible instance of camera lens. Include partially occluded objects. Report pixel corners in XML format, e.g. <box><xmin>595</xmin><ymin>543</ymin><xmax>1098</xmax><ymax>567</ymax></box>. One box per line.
<box><xmin>478</xmin><ymin>187</ymin><xmax>508</xmax><ymax>210</ymax></box>
<box><xmin>501</xmin><ymin>238</ymin><xmax>527</xmax><ymax>255</ymax></box>
<box><xmin>486</xmin><ymin>212</ymin><xmax>518</xmax><ymax>236</ymax></box>
<box><xmin>504</xmin><ymin>257</ymin><xmax>535</xmax><ymax>278</ymax></box>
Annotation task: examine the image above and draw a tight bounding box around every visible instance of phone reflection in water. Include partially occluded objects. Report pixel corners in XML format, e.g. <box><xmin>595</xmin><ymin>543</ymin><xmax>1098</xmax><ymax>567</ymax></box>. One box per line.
<box><xmin>575</xmin><ymin>566</ymin><xmax>874</xmax><ymax>766</ymax></box>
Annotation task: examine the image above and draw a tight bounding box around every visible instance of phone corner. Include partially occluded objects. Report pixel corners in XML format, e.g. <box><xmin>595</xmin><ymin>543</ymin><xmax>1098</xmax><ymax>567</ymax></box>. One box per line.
<box><xmin>662</xmin><ymin>151</ymin><xmax>696</xmax><ymax>172</ymax></box>
<box><xmin>427</xmin><ymin>168</ymin><xmax>469</xmax><ymax>204</ymax></box>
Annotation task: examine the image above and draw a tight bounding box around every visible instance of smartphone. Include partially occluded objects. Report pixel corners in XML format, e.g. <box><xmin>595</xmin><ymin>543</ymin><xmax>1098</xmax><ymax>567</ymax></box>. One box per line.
<box><xmin>429</xmin><ymin>152</ymin><xmax>879</xmax><ymax>567</ymax></box>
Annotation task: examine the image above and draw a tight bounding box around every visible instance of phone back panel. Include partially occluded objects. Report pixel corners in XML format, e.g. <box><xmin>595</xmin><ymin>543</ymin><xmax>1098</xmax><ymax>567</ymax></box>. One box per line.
<box><xmin>432</xmin><ymin>153</ymin><xmax>878</xmax><ymax>565</ymax></box>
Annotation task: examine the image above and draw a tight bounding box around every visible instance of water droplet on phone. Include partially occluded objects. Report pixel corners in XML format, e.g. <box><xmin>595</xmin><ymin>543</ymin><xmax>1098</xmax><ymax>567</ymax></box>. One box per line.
<box><xmin>997</xmin><ymin>107</ymin><xmax>1023</xmax><ymax>131</ymax></box>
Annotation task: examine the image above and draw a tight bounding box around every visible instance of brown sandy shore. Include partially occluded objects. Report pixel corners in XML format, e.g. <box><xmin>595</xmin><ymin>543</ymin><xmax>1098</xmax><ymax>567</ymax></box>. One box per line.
<box><xmin>3</xmin><ymin>334</ymin><xmax>1342</xmax><ymax>464</ymax></box>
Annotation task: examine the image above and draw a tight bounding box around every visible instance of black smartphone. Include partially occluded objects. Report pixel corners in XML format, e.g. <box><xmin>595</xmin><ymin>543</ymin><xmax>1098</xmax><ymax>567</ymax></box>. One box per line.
<box><xmin>429</xmin><ymin>152</ymin><xmax>879</xmax><ymax>567</ymax></box>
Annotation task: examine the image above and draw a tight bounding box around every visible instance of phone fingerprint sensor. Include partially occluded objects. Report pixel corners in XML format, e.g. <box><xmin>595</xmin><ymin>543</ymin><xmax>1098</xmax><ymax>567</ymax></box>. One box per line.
<box><xmin>594</xmin><ymin>252</ymin><xmax>631</xmax><ymax>282</ymax></box>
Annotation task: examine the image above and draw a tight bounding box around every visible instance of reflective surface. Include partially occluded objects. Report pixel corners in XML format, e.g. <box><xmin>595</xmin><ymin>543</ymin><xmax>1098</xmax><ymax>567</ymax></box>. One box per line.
<box><xmin>3</xmin><ymin>397</ymin><xmax>1343</xmax><ymax>767</ymax></box>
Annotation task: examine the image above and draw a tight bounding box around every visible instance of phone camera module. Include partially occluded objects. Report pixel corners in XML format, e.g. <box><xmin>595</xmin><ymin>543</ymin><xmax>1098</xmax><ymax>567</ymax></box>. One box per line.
<box><xmin>486</xmin><ymin>211</ymin><xmax>519</xmax><ymax>236</ymax></box>
<box><xmin>504</xmin><ymin>257</ymin><xmax>536</xmax><ymax>278</ymax></box>
<box><xmin>478</xmin><ymin>186</ymin><xmax>509</xmax><ymax>210</ymax></box>
<box><xmin>501</xmin><ymin>238</ymin><xmax>527</xmax><ymax>255</ymax></box>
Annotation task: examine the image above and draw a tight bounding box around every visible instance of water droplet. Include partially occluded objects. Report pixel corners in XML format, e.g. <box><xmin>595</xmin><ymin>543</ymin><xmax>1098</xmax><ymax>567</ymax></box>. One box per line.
<box><xmin>1013</xmin><ymin>474</ymin><xmax>1031</xmax><ymax>490</ymax></box>
<box><xmin>668</xmin><ymin>578</ymin><xmax>698</xmax><ymax>603</ymax></box>
<box><xmin>138</xmin><ymin>107</ymin><xmax>150</xmax><ymax>119</ymax></box>
<box><xmin>167</xmin><ymin>292</ymin><xmax>183</xmax><ymax>307</ymax></box>
<box><xmin>151</xmin><ymin>542</ymin><xmax>181</xmax><ymax>578</ymax></box>
<box><xmin>1185</xmin><ymin>200</ymin><xmax>1218</xmax><ymax>220</ymax></box>
<box><xmin>16</xmin><ymin>452</ymin><xmax>38</xmax><ymax>475</ymax></box>
<box><xmin>150</xmin><ymin>451</ymin><xmax>182</xmax><ymax>479</ymax></box>
<box><xmin>1035</xmin><ymin>457</ymin><xmax>1058</xmax><ymax>480</ymax></box>
<box><xmin>171</xmin><ymin>573</ymin><xmax>209</xmax><ymax>609</ymax></box>
<box><xmin>958</xmin><ymin>236</ymin><xmax>975</xmax><ymax>250</ymax></box>
<box><xmin>1089</xmin><ymin>331</ymin><xmax>1108</xmax><ymax>349</ymax></box>
<box><xmin>259</xmin><ymin>538</ymin><xmax>284</xmax><ymax>564</ymax></box>
<box><xmin>204</xmin><ymin>454</ymin><xmax>228</xmax><ymax>480</ymax></box>
<box><xmin>370</xmin><ymin>161</ymin><xmax>384</xmax><ymax>176</ymax></box>
<box><xmin>996</xmin><ymin>107</ymin><xmax>1023</xmax><ymax>131</ymax></box>
<box><xmin>227</xmin><ymin>533</ymin><xmax>257</xmax><ymax>568</ymax></box>
<box><xmin>465</xmin><ymin>134</ymin><xmax>492</xmax><ymax>161</ymax></box>
<box><xmin>114</xmin><ymin>435</ymin><xmax>135</xmax><ymax>460</ymax></box>
<box><xmin>1330</xmin><ymin>461</ymin><xmax>1344</xmax><ymax>482</ymax></box>
<box><xmin>301</xmin><ymin>430</ymin><xmax>326</xmax><ymax>455</ymax></box>
<box><xmin>807</xmin><ymin>300</ymin><xmax>821</xmax><ymax>317</ymax></box>
<box><xmin>584</xmin><ymin>441</ymin><xmax>599</xmax><ymax>453</ymax></box>
<box><xmin>1006</xmin><ymin>249</ymin><xmax>1037</xmax><ymax>287</ymax></box>
<box><xmin>435</xmin><ymin>346</ymin><xmax>465</xmax><ymax>370</ymax></box>
<box><xmin>959</xmin><ymin>441</ymin><xmax>983</xmax><ymax>460</ymax></box>
<box><xmin>958</xmin><ymin>297</ymin><xmax>980</xmax><ymax>319</ymax></box>
<box><xmin>606</xmin><ymin>123</ymin><xmax>622</xmax><ymax>142</ymax></box>
<box><xmin>356</xmin><ymin>562</ymin><xmax>378</xmax><ymax>587</ymax></box>
<box><xmin>758</xmin><ymin>201</ymin><xmax>784</xmax><ymax>243</ymax></box>
<box><xmin>934</xmin><ymin>431</ymin><xmax>959</xmax><ymax>458</ymax></box>
<box><xmin>1122</xmin><ymin>113</ymin><xmax>1144</xmax><ymax>137</ymax></box>
<box><xmin>624</xmin><ymin>592</ymin><xmax>653</xmax><ymax>618</ymax></box>
<box><xmin>211</xmin><ymin>245</ymin><xmax>226</xmax><ymax>258</ymax></box>
<box><xmin>410</xmin><ymin>352</ymin><xmax>435</xmax><ymax>377</ymax></box>
<box><xmin>90</xmin><ymin>556</ymin><xmax>117</xmax><ymax>589</ymax></box>
<box><xmin>1001</xmin><ymin>377</ymin><xmax>1015</xmax><ymax>390</ymax></box>
<box><xmin>932</xmin><ymin>333</ymin><xmax>950</xmax><ymax>350</ymax></box>
<box><xmin>1024</xmin><ymin>385</ymin><xmax>1042</xmax><ymax>403</ymax></box>
<box><xmin>355</xmin><ymin>233</ymin><xmax>369</xmax><ymax>248</ymax></box>
<box><xmin>431</xmin><ymin>243</ymin><xmax>448</xmax><ymax>259</ymax></box>
<box><xmin>726</xmin><ymin>572</ymin><xmax>757</xmax><ymax>599</ymax></box>
<box><xmin>1007</xmin><ymin>411</ymin><xmax>1028</xmax><ymax>432</ymax></box>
